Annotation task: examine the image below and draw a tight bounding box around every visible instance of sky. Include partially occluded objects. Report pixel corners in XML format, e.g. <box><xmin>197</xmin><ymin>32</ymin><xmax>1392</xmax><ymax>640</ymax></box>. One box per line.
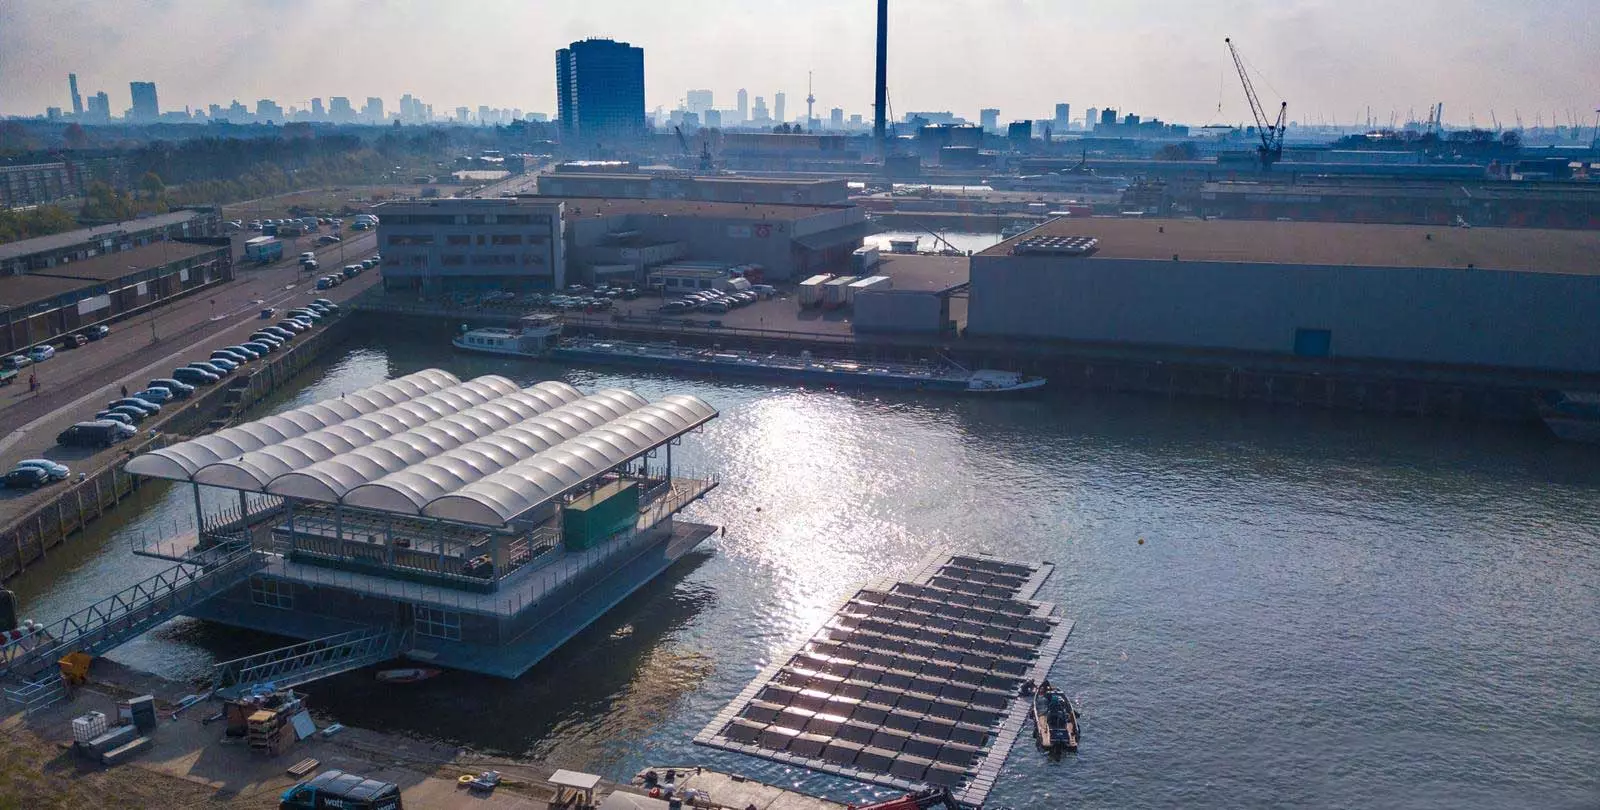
<box><xmin>2</xmin><ymin>0</ymin><xmax>1597</xmax><ymax>129</ymax></box>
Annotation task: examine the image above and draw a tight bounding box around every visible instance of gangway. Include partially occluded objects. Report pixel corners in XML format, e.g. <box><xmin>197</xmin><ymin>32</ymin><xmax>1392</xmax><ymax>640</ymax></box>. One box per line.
<box><xmin>213</xmin><ymin>626</ymin><xmax>410</xmax><ymax>694</ymax></box>
<box><xmin>0</xmin><ymin>542</ymin><xmax>263</xmax><ymax>683</ymax></box>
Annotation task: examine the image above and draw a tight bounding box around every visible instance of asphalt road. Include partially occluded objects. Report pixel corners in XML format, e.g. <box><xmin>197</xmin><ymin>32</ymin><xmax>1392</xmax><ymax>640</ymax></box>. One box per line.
<box><xmin>0</xmin><ymin>228</ymin><xmax>381</xmax><ymax>520</ymax></box>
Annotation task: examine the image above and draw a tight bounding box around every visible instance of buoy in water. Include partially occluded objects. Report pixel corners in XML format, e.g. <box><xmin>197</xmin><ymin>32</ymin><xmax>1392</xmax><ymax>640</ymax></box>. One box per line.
<box><xmin>1137</xmin><ymin>538</ymin><xmax>1145</xmax><ymax>545</ymax></box>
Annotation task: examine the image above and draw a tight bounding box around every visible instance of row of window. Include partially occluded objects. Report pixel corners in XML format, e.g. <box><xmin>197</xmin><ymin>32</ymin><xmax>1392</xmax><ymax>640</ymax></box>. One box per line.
<box><xmin>389</xmin><ymin>234</ymin><xmax>548</xmax><ymax>247</ymax></box>
<box><xmin>381</xmin><ymin>213</ymin><xmax>544</xmax><ymax>226</ymax></box>
<box><xmin>248</xmin><ymin>577</ymin><xmax>464</xmax><ymax>642</ymax></box>
<box><xmin>438</xmin><ymin>254</ymin><xmax>540</xmax><ymax>267</ymax></box>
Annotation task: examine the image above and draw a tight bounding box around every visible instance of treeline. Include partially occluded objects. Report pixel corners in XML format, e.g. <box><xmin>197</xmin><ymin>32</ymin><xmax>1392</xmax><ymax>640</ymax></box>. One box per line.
<box><xmin>0</xmin><ymin>205</ymin><xmax>78</xmax><ymax>244</ymax></box>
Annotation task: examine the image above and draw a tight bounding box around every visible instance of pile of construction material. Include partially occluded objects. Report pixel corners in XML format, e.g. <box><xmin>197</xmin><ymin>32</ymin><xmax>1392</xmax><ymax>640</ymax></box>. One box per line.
<box><xmin>70</xmin><ymin>694</ymin><xmax>158</xmax><ymax>765</ymax></box>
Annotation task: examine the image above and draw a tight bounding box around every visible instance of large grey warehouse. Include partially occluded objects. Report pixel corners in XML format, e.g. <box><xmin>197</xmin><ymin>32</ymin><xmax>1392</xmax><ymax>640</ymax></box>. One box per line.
<box><xmin>969</xmin><ymin>219</ymin><xmax>1600</xmax><ymax>375</ymax></box>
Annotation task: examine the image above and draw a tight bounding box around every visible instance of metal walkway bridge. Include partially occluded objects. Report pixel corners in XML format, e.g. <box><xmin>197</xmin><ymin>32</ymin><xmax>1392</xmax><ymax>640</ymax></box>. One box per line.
<box><xmin>0</xmin><ymin>542</ymin><xmax>263</xmax><ymax>684</ymax></box>
<box><xmin>213</xmin><ymin>626</ymin><xmax>410</xmax><ymax>695</ymax></box>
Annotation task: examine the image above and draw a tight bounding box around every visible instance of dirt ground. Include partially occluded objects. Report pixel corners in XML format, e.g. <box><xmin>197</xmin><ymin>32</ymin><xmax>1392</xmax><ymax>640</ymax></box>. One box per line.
<box><xmin>0</xmin><ymin>720</ymin><xmax>228</xmax><ymax>810</ymax></box>
<box><xmin>221</xmin><ymin>185</ymin><xmax>438</xmax><ymax>221</ymax></box>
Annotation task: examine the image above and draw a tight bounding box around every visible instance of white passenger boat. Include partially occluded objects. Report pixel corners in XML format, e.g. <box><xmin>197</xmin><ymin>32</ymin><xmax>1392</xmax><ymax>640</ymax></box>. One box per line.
<box><xmin>451</xmin><ymin>314</ymin><xmax>564</xmax><ymax>357</ymax></box>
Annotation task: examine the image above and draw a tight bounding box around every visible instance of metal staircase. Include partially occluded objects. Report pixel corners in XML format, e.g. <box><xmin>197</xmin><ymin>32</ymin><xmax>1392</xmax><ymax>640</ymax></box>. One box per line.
<box><xmin>0</xmin><ymin>542</ymin><xmax>263</xmax><ymax>683</ymax></box>
<box><xmin>213</xmin><ymin>626</ymin><xmax>410</xmax><ymax>694</ymax></box>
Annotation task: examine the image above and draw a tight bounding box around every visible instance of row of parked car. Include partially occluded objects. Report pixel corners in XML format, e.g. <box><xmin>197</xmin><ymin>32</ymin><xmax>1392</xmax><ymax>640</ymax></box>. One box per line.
<box><xmin>658</xmin><ymin>286</ymin><xmax>773</xmax><ymax>315</ymax></box>
<box><xmin>54</xmin><ymin>298</ymin><xmax>340</xmax><ymax>452</ymax></box>
<box><xmin>1</xmin><ymin>458</ymin><xmax>72</xmax><ymax>490</ymax></box>
<box><xmin>2</xmin><ymin>325</ymin><xmax>111</xmax><ymax>373</ymax></box>
<box><xmin>310</xmin><ymin>254</ymin><xmax>378</xmax><ymax>290</ymax></box>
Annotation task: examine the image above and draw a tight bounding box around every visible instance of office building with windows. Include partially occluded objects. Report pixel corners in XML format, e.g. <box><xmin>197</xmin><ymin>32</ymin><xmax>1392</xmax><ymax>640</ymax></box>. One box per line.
<box><xmin>556</xmin><ymin>38</ymin><xmax>646</xmax><ymax>151</ymax></box>
<box><xmin>375</xmin><ymin>198</ymin><xmax>567</xmax><ymax>294</ymax></box>
<box><xmin>129</xmin><ymin>81</ymin><xmax>159</xmax><ymax>122</ymax></box>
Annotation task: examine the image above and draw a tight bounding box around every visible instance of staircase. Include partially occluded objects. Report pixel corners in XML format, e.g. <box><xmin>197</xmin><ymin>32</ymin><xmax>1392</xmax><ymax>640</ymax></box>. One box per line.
<box><xmin>213</xmin><ymin>626</ymin><xmax>410</xmax><ymax>694</ymax></box>
<box><xmin>0</xmin><ymin>542</ymin><xmax>263</xmax><ymax>684</ymax></box>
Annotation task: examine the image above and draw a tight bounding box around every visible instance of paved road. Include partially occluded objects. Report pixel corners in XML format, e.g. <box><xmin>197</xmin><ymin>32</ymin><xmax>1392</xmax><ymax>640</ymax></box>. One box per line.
<box><xmin>0</xmin><ymin>230</ymin><xmax>382</xmax><ymax>524</ymax></box>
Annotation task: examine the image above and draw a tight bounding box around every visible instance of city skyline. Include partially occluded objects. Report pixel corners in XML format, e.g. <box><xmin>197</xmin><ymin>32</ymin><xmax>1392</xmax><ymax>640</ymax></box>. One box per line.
<box><xmin>2</xmin><ymin>0</ymin><xmax>1597</xmax><ymax>129</ymax></box>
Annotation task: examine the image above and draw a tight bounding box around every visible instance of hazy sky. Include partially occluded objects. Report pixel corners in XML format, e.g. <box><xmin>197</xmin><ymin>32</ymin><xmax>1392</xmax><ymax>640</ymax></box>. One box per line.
<box><xmin>3</xmin><ymin>0</ymin><xmax>1596</xmax><ymax>128</ymax></box>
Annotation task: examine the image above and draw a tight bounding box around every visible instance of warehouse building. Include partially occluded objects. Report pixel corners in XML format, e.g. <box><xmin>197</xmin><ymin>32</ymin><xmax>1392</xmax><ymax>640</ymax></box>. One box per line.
<box><xmin>853</xmin><ymin>254</ymin><xmax>969</xmax><ymax>336</ymax></box>
<box><xmin>0</xmin><ymin>208</ymin><xmax>222</xmax><ymax>277</ymax></box>
<box><xmin>0</xmin><ymin>240</ymin><xmax>232</xmax><ymax>353</ymax></box>
<box><xmin>560</xmin><ymin>197</ymin><xmax>875</xmax><ymax>282</ymax></box>
<box><xmin>969</xmin><ymin>218</ymin><xmax>1600</xmax><ymax>375</ymax></box>
<box><xmin>1194</xmin><ymin>179</ymin><xmax>1600</xmax><ymax>229</ymax></box>
<box><xmin>536</xmin><ymin>172</ymin><xmax>850</xmax><ymax>205</ymax></box>
<box><xmin>375</xmin><ymin>198</ymin><xmax>567</xmax><ymax>294</ymax></box>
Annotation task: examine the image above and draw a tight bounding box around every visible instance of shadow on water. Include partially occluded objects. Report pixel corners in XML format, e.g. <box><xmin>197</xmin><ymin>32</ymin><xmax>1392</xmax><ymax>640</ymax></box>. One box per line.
<box><xmin>302</xmin><ymin>550</ymin><xmax>717</xmax><ymax>768</ymax></box>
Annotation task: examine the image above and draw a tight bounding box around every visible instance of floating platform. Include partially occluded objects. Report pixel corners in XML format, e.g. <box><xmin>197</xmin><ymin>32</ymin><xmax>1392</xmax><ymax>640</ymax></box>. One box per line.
<box><xmin>695</xmin><ymin>552</ymin><xmax>1073</xmax><ymax>808</ymax></box>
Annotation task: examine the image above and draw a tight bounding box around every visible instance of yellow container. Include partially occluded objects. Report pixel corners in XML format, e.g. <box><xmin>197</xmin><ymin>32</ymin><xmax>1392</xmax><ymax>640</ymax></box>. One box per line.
<box><xmin>58</xmin><ymin>651</ymin><xmax>91</xmax><ymax>684</ymax></box>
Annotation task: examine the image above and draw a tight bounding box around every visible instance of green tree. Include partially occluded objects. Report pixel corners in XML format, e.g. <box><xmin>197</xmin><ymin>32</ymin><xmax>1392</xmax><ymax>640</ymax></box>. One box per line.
<box><xmin>139</xmin><ymin>171</ymin><xmax>166</xmax><ymax>200</ymax></box>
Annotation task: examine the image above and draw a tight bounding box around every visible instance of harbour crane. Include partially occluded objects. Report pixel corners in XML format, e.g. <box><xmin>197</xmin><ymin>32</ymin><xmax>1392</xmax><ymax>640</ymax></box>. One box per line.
<box><xmin>1225</xmin><ymin>37</ymin><xmax>1287</xmax><ymax>169</ymax></box>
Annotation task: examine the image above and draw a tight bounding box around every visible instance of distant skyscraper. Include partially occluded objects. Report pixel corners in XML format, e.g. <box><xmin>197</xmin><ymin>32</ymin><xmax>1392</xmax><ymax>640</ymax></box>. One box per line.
<box><xmin>68</xmin><ymin>74</ymin><xmax>83</xmax><ymax>117</ymax></box>
<box><xmin>1085</xmin><ymin>107</ymin><xmax>1099</xmax><ymax>129</ymax></box>
<box><xmin>478</xmin><ymin>105</ymin><xmax>492</xmax><ymax>125</ymax></box>
<box><xmin>457</xmin><ymin>106</ymin><xmax>470</xmax><ymax>123</ymax></box>
<box><xmin>736</xmin><ymin>89</ymin><xmax>748</xmax><ymax>123</ymax></box>
<box><xmin>363</xmin><ymin>97</ymin><xmax>383</xmax><ymax>123</ymax></box>
<box><xmin>208</xmin><ymin>103</ymin><xmax>223</xmax><ymax>121</ymax></box>
<box><xmin>556</xmin><ymin>37</ymin><xmax>646</xmax><ymax>148</ymax></box>
<box><xmin>311</xmin><ymin>98</ymin><xmax>325</xmax><ymax>119</ymax></box>
<box><xmin>328</xmin><ymin>97</ymin><xmax>353</xmax><ymax>123</ymax></box>
<box><xmin>46</xmin><ymin>107</ymin><xmax>62</xmax><ymax>120</ymax></box>
<box><xmin>752</xmin><ymin>96</ymin><xmax>770</xmax><ymax>125</ymax></box>
<box><xmin>255</xmin><ymin>99</ymin><xmax>284</xmax><ymax>122</ymax></box>
<box><xmin>980</xmin><ymin>108</ymin><xmax>999</xmax><ymax>133</ymax></box>
<box><xmin>686</xmin><ymin>89</ymin><xmax>713</xmax><ymax>118</ymax></box>
<box><xmin>774</xmin><ymin>92</ymin><xmax>786</xmax><ymax>124</ymax></box>
<box><xmin>704</xmin><ymin>109</ymin><xmax>722</xmax><ymax>129</ymax></box>
<box><xmin>1099</xmin><ymin>108</ymin><xmax>1117</xmax><ymax>127</ymax></box>
<box><xmin>830</xmin><ymin>107</ymin><xmax>844</xmax><ymax>130</ymax></box>
<box><xmin>85</xmin><ymin>92</ymin><xmax>110</xmax><ymax>124</ymax></box>
<box><xmin>1053</xmin><ymin>103</ymin><xmax>1070</xmax><ymax>133</ymax></box>
<box><xmin>129</xmin><ymin>81</ymin><xmax>159</xmax><ymax>122</ymax></box>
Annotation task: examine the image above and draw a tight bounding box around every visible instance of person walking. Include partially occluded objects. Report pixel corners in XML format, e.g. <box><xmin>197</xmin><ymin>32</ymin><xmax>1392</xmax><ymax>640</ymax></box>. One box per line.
<box><xmin>120</xmin><ymin>384</ymin><xmax>129</xmax><ymax>398</ymax></box>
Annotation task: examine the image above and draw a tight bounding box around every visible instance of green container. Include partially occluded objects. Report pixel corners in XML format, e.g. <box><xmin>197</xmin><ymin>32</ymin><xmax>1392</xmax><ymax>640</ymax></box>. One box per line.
<box><xmin>563</xmin><ymin>480</ymin><xmax>639</xmax><ymax>550</ymax></box>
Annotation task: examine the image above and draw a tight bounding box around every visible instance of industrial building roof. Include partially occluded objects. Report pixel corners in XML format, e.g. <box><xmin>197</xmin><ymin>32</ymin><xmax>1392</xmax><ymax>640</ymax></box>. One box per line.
<box><xmin>0</xmin><ymin>210</ymin><xmax>207</xmax><ymax>263</ymax></box>
<box><xmin>125</xmin><ymin>370</ymin><xmax>717</xmax><ymax>527</ymax></box>
<box><xmin>0</xmin><ymin>273</ymin><xmax>96</xmax><ymax>309</ymax></box>
<box><xmin>978</xmin><ymin>217</ymin><xmax>1600</xmax><ymax>275</ymax></box>
<box><xmin>32</xmin><ymin>241</ymin><xmax>223</xmax><ymax>282</ymax></box>
<box><xmin>550</xmin><ymin>197</ymin><xmax>845</xmax><ymax>221</ymax></box>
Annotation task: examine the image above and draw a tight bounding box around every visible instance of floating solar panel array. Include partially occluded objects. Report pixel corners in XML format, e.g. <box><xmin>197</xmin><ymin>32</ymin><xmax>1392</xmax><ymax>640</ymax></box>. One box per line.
<box><xmin>696</xmin><ymin>553</ymin><xmax>1073</xmax><ymax>807</ymax></box>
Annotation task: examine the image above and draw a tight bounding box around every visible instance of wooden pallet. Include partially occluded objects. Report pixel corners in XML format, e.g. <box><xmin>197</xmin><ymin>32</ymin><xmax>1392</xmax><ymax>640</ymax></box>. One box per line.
<box><xmin>286</xmin><ymin>757</ymin><xmax>319</xmax><ymax>777</ymax></box>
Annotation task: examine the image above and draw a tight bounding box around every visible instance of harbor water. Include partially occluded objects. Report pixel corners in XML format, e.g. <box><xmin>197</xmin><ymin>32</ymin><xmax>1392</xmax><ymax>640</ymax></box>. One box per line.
<box><xmin>12</xmin><ymin>325</ymin><xmax>1600</xmax><ymax>809</ymax></box>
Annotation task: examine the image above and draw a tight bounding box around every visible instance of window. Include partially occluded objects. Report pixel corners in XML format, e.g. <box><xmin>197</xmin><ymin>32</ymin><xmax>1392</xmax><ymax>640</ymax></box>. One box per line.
<box><xmin>415</xmin><ymin>606</ymin><xmax>461</xmax><ymax>640</ymax></box>
<box><xmin>491</xmin><ymin>234</ymin><xmax>523</xmax><ymax>246</ymax></box>
<box><xmin>440</xmin><ymin>254</ymin><xmax>466</xmax><ymax>266</ymax></box>
<box><xmin>446</xmin><ymin>234</ymin><xmax>472</xmax><ymax>245</ymax></box>
<box><xmin>387</xmin><ymin>234</ymin><xmax>434</xmax><ymax>246</ymax></box>
<box><xmin>249</xmin><ymin>576</ymin><xmax>293</xmax><ymax>609</ymax></box>
<box><xmin>464</xmin><ymin>215</ymin><xmax>487</xmax><ymax>225</ymax></box>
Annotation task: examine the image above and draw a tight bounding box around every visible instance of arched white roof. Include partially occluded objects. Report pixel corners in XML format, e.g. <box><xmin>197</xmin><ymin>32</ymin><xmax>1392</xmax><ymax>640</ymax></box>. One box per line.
<box><xmin>268</xmin><ymin>381</ymin><xmax>593</xmax><ymax>502</ymax></box>
<box><xmin>188</xmin><ymin>376</ymin><xmax>523</xmax><ymax>490</ymax></box>
<box><xmin>340</xmin><ymin>388</ymin><xmax>648</xmax><ymax>513</ymax></box>
<box><xmin>124</xmin><ymin>370</ymin><xmax>717</xmax><ymax>527</ymax></box>
<box><xmin>124</xmin><ymin>369</ymin><xmax>459</xmax><ymax>480</ymax></box>
<box><xmin>425</xmin><ymin>395</ymin><xmax>717</xmax><ymax>525</ymax></box>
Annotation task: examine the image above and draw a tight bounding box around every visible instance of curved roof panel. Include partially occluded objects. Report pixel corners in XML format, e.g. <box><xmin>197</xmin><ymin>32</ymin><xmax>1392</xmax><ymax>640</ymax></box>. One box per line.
<box><xmin>425</xmin><ymin>395</ymin><xmax>717</xmax><ymax>526</ymax></box>
<box><xmin>125</xmin><ymin>369</ymin><xmax>459</xmax><ymax>480</ymax></box>
<box><xmin>125</xmin><ymin>370</ymin><xmax>716</xmax><ymax>528</ymax></box>
<box><xmin>340</xmin><ymin>389</ymin><xmax>647</xmax><ymax>513</ymax></box>
<box><xmin>268</xmin><ymin>381</ymin><xmax>592</xmax><ymax>502</ymax></box>
<box><xmin>190</xmin><ymin>376</ymin><xmax>518</xmax><ymax>490</ymax></box>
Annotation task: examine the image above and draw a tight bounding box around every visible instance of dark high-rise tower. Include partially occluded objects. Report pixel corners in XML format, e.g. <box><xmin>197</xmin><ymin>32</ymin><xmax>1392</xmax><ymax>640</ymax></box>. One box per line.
<box><xmin>68</xmin><ymin>74</ymin><xmax>83</xmax><ymax>117</ymax></box>
<box><xmin>129</xmin><ymin>81</ymin><xmax>159</xmax><ymax>122</ymax></box>
<box><xmin>556</xmin><ymin>38</ymin><xmax>646</xmax><ymax>151</ymax></box>
<box><xmin>874</xmin><ymin>0</ymin><xmax>888</xmax><ymax>151</ymax></box>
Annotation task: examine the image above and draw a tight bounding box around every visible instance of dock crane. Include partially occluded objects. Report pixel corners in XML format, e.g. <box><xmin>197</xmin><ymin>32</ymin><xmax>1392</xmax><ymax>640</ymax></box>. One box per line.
<box><xmin>1225</xmin><ymin>37</ymin><xmax>1287</xmax><ymax>170</ymax></box>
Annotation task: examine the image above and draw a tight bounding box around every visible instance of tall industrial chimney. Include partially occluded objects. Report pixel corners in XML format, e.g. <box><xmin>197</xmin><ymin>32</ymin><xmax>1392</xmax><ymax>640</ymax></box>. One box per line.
<box><xmin>874</xmin><ymin>0</ymin><xmax>888</xmax><ymax>152</ymax></box>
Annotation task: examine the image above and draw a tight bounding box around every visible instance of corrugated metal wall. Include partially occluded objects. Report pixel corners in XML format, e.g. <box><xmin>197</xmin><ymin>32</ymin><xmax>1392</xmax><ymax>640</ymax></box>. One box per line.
<box><xmin>854</xmin><ymin>291</ymin><xmax>946</xmax><ymax>334</ymax></box>
<box><xmin>968</xmin><ymin>255</ymin><xmax>1600</xmax><ymax>373</ymax></box>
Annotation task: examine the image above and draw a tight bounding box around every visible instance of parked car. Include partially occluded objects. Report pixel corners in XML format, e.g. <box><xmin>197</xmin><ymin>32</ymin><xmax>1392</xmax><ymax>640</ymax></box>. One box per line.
<box><xmin>187</xmin><ymin>360</ymin><xmax>230</xmax><ymax>376</ymax></box>
<box><xmin>58</xmin><ymin>420</ymin><xmax>136</xmax><ymax>448</ymax></box>
<box><xmin>226</xmin><ymin>344</ymin><xmax>263</xmax><ymax>359</ymax></box>
<box><xmin>14</xmin><ymin>459</ymin><xmax>70</xmax><ymax>481</ymax></box>
<box><xmin>133</xmin><ymin>387</ymin><xmax>173</xmax><ymax>404</ymax></box>
<box><xmin>147</xmin><ymin>378</ymin><xmax>195</xmax><ymax>398</ymax></box>
<box><xmin>106</xmin><ymin>405</ymin><xmax>149</xmax><ymax>424</ymax></box>
<box><xmin>315</xmin><ymin>277</ymin><xmax>334</xmax><ymax>290</ymax></box>
<box><xmin>171</xmin><ymin>367</ymin><xmax>219</xmax><ymax>385</ymax></box>
<box><xmin>84</xmin><ymin>325</ymin><xmax>110</xmax><ymax>341</ymax></box>
<box><xmin>701</xmin><ymin>300</ymin><xmax>730</xmax><ymax>314</ymax></box>
<box><xmin>93</xmin><ymin>410</ymin><xmax>135</xmax><ymax>426</ymax></box>
<box><xmin>201</xmin><ymin>356</ymin><xmax>238</xmax><ymax>373</ymax></box>
<box><xmin>2</xmin><ymin>355</ymin><xmax>30</xmax><ymax>371</ymax></box>
<box><xmin>659</xmin><ymin>301</ymin><xmax>692</xmax><ymax>314</ymax></box>
<box><xmin>317</xmin><ymin>235</ymin><xmax>341</xmax><ymax>245</ymax></box>
<box><xmin>299</xmin><ymin>252</ymin><xmax>316</xmax><ymax>263</ymax></box>
<box><xmin>213</xmin><ymin>348</ymin><xmax>252</xmax><ymax>364</ymax></box>
<box><xmin>249</xmin><ymin>332</ymin><xmax>285</xmax><ymax>346</ymax></box>
<box><xmin>3</xmin><ymin>467</ymin><xmax>52</xmax><ymax>489</ymax></box>
<box><xmin>287</xmin><ymin>308</ymin><xmax>322</xmax><ymax>322</ymax></box>
<box><xmin>108</xmin><ymin>397</ymin><xmax>160</xmax><ymax>415</ymax></box>
<box><xmin>263</xmin><ymin>326</ymin><xmax>297</xmax><ymax>341</ymax></box>
<box><xmin>26</xmin><ymin>345</ymin><xmax>54</xmax><ymax>362</ymax></box>
<box><xmin>60</xmin><ymin>334</ymin><xmax>88</xmax><ymax>349</ymax></box>
<box><xmin>313</xmin><ymin>298</ymin><xmax>337</xmax><ymax>309</ymax></box>
<box><xmin>277</xmin><ymin>320</ymin><xmax>309</xmax><ymax>333</ymax></box>
<box><xmin>260</xmin><ymin>307</ymin><xmax>277</xmax><ymax>320</ymax></box>
<box><xmin>243</xmin><ymin>340</ymin><xmax>278</xmax><ymax>355</ymax></box>
<box><xmin>287</xmin><ymin>315</ymin><xmax>314</xmax><ymax>328</ymax></box>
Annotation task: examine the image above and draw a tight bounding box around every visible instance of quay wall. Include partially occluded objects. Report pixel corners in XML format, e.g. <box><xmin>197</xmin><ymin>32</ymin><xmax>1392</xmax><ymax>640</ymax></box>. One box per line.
<box><xmin>0</xmin><ymin>316</ymin><xmax>356</xmax><ymax>583</ymax></box>
<box><xmin>351</xmin><ymin>302</ymin><xmax>1571</xmax><ymax>424</ymax></box>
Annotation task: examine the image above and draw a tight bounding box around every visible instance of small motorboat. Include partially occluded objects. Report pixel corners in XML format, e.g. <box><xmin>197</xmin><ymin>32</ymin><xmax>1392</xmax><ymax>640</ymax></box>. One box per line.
<box><xmin>1032</xmin><ymin>679</ymin><xmax>1079</xmax><ymax>753</ymax></box>
<box><xmin>376</xmin><ymin>667</ymin><xmax>442</xmax><ymax>684</ymax></box>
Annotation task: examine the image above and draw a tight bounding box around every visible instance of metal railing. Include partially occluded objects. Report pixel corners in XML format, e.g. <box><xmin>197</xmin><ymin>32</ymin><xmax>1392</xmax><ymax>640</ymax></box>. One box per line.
<box><xmin>2</xmin><ymin>675</ymin><xmax>66</xmax><ymax>715</ymax></box>
<box><xmin>0</xmin><ymin>541</ymin><xmax>262</xmax><ymax>680</ymax></box>
<box><xmin>213</xmin><ymin>626</ymin><xmax>408</xmax><ymax>692</ymax></box>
